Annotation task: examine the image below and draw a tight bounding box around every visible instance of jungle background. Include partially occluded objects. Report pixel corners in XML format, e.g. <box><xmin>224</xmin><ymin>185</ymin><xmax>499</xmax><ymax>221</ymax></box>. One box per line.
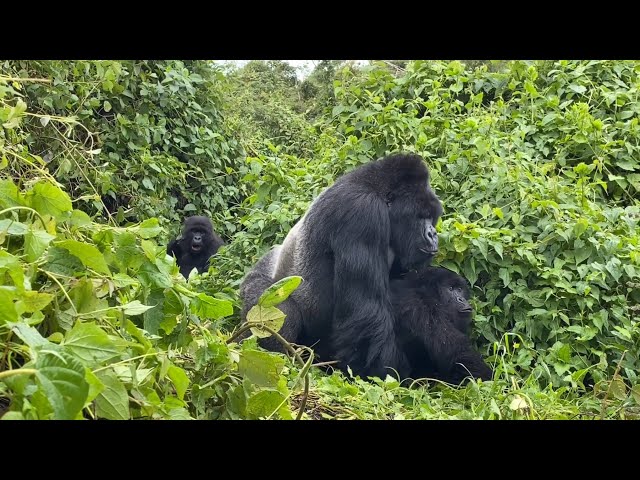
<box><xmin>0</xmin><ymin>59</ymin><xmax>639</xmax><ymax>420</ymax></box>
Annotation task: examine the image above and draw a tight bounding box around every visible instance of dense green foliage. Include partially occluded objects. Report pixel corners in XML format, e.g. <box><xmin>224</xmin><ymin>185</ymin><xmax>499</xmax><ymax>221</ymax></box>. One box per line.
<box><xmin>1</xmin><ymin>60</ymin><xmax>639</xmax><ymax>419</ymax></box>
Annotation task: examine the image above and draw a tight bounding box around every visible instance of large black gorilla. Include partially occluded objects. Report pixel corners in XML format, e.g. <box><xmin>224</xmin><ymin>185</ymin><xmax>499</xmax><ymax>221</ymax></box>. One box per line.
<box><xmin>239</xmin><ymin>153</ymin><xmax>443</xmax><ymax>378</ymax></box>
<box><xmin>391</xmin><ymin>267</ymin><xmax>493</xmax><ymax>384</ymax></box>
<box><xmin>167</xmin><ymin>216</ymin><xmax>224</xmax><ymax>278</ymax></box>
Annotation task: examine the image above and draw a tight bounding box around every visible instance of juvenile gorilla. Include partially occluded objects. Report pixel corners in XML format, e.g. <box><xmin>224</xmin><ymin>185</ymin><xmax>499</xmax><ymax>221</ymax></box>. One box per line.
<box><xmin>240</xmin><ymin>153</ymin><xmax>443</xmax><ymax>378</ymax></box>
<box><xmin>391</xmin><ymin>267</ymin><xmax>493</xmax><ymax>384</ymax></box>
<box><xmin>167</xmin><ymin>216</ymin><xmax>224</xmax><ymax>278</ymax></box>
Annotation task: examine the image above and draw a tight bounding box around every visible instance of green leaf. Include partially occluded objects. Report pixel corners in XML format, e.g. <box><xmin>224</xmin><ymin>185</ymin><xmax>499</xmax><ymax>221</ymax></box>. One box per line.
<box><xmin>246</xmin><ymin>305</ymin><xmax>286</xmax><ymax>338</ymax></box>
<box><xmin>573</xmin><ymin>218</ymin><xmax>589</xmax><ymax>239</ymax></box>
<box><xmin>63</xmin><ymin>322</ymin><xmax>122</xmax><ymax>365</ymax></box>
<box><xmin>121</xmin><ymin>300</ymin><xmax>155</xmax><ymax>315</ymax></box>
<box><xmin>498</xmin><ymin>268</ymin><xmax>511</xmax><ymax>287</ymax></box>
<box><xmin>103</xmin><ymin>100</ymin><xmax>112</xmax><ymax>112</ymax></box>
<box><xmin>167</xmin><ymin>365</ymin><xmax>190</xmax><ymax>400</ymax></box>
<box><xmin>524</xmin><ymin>80</ymin><xmax>538</xmax><ymax>96</ymax></box>
<box><xmin>0</xmin><ymin>251</ymin><xmax>24</xmax><ymax>291</ymax></box>
<box><xmin>238</xmin><ymin>350</ymin><xmax>285</xmax><ymax>388</ymax></box>
<box><xmin>28</xmin><ymin>181</ymin><xmax>73</xmax><ymax>219</ymax></box>
<box><xmin>1</xmin><ymin>412</ymin><xmax>24</xmax><ymax>420</ymax></box>
<box><xmin>95</xmin><ymin>370</ymin><xmax>130</xmax><ymax>420</ymax></box>
<box><xmin>453</xmin><ymin>236</ymin><xmax>468</xmax><ymax>253</ymax></box>
<box><xmin>0</xmin><ymin>287</ymin><xmax>18</xmax><ymax>324</ymax></box>
<box><xmin>136</xmin><ymin>218</ymin><xmax>162</xmax><ymax>239</ymax></box>
<box><xmin>68</xmin><ymin>209</ymin><xmax>92</xmax><ymax>227</ymax></box>
<box><xmin>56</xmin><ymin>240</ymin><xmax>111</xmax><ymax>275</ymax></box>
<box><xmin>557</xmin><ymin>344</ymin><xmax>571</xmax><ymax>363</ymax></box>
<box><xmin>84</xmin><ymin>368</ymin><xmax>105</xmax><ymax>404</ymax></box>
<box><xmin>0</xmin><ymin>179</ymin><xmax>22</xmax><ymax>208</ymax></box>
<box><xmin>11</xmin><ymin>322</ymin><xmax>48</xmax><ymax>348</ymax></box>
<box><xmin>605</xmin><ymin>257</ymin><xmax>622</xmax><ymax>282</ymax></box>
<box><xmin>258</xmin><ymin>276</ymin><xmax>303</xmax><ymax>308</ymax></box>
<box><xmin>492</xmin><ymin>207</ymin><xmax>504</xmax><ymax>219</ymax></box>
<box><xmin>190</xmin><ymin>293</ymin><xmax>233</xmax><ymax>319</ymax></box>
<box><xmin>24</xmin><ymin>228</ymin><xmax>56</xmax><ymax>262</ymax></box>
<box><xmin>141</xmin><ymin>239</ymin><xmax>156</xmax><ymax>260</ymax></box>
<box><xmin>574</xmin><ymin>245</ymin><xmax>592</xmax><ymax>264</ymax></box>
<box><xmin>472</xmin><ymin>238</ymin><xmax>489</xmax><ymax>261</ymax></box>
<box><xmin>493</xmin><ymin>242</ymin><xmax>504</xmax><ymax>259</ymax></box>
<box><xmin>0</xmin><ymin>219</ymin><xmax>28</xmax><ymax>235</ymax></box>
<box><xmin>35</xmin><ymin>350</ymin><xmax>89</xmax><ymax>420</ymax></box>
<box><xmin>45</xmin><ymin>246</ymin><xmax>84</xmax><ymax>276</ymax></box>
<box><xmin>247</xmin><ymin>390</ymin><xmax>288</xmax><ymax>419</ymax></box>
<box><xmin>569</xmin><ymin>84</ymin><xmax>587</xmax><ymax>94</ymax></box>
<box><xmin>16</xmin><ymin>291</ymin><xmax>54</xmax><ymax>314</ymax></box>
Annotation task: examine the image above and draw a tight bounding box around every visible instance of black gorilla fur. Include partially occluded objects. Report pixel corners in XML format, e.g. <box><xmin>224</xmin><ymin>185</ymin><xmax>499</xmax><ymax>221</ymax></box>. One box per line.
<box><xmin>239</xmin><ymin>153</ymin><xmax>443</xmax><ymax>378</ymax></box>
<box><xmin>167</xmin><ymin>216</ymin><xmax>224</xmax><ymax>278</ymax></box>
<box><xmin>391</xmin><ymin>267</ymin><xmax>493</xmax><ymax>384</ymax></box>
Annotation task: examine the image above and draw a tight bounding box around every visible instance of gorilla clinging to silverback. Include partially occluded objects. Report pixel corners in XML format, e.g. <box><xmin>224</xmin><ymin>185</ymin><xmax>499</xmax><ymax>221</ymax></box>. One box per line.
<box><xmin>240</xmin><ymin>153</ymin><xmax>443</xmax><ymax>378</ymax></box>
<box><xmin>168</xmin><ymin>216</ymin><xmax>224</xmax><ymax>278</ymax></box>
<box><xmin>391</xmin><ymin>267</ymin><xmax>494</xmax><ymax>384</ymax></box>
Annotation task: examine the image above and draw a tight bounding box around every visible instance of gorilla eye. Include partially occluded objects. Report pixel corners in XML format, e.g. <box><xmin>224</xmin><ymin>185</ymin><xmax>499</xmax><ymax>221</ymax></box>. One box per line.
<box><xmin>448</xmin><ymin>286</ymin><xmax>454</xmax><ymax>291</ymax></box>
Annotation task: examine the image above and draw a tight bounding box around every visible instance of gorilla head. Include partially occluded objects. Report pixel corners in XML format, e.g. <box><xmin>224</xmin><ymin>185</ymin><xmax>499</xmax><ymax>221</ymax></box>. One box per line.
<box><xmin>240</xmin><ymin>153</ymin><xmax>443</xmax><ymax>378</ymax></box>
<box><xmin>385</xmin><ymin>156</ymin><xmax>441</xmax><ymax>272</ymax></box>
<box><xmin>407</xmin><ymin>266</ymin><xmax>473</xmax><ymax>333</ymax></box>
<box><xmin>391</xmin><ymin>266</ymin><xmax>493</xmax><ymax>384</ymax></box>
<box><xmin>167</xmin><ymin>216</ymin><xmax>224</xmax><ymax>278</ymax></box>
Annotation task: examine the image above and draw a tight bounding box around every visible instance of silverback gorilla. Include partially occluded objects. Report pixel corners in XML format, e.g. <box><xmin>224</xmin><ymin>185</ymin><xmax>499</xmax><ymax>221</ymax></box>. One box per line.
<box><xmin>391</xmin><ymin>267</ymin><xmax>493</xmax><ymax>384</ymax></box>
<box><xmin>239</xmin><ymin>153</ymin><xmax>443</xmax><ymax>378</ymax></box>
<box><xmin>167</xmin><ymin>216</ymin><xmax>224</xmax><ymax>278</ymax></box>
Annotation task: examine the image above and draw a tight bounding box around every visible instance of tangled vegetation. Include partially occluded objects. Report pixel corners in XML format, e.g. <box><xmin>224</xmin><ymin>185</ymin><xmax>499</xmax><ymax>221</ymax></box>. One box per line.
<box><xmin>1</xmin><ymin>59</ymin><xmax>639</xmax><ymax>420</ymax></box>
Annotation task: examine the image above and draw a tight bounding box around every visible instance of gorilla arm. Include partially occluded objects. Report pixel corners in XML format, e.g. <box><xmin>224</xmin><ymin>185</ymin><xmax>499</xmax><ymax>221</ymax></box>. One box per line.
<box><xmin>167</xmin><ymin>238</ymin><xmax>183</xmax><ymax>259</ymax></box>
<box><xmin>329</xmin><ymin>192</ymin><xmax>406</xmax><ymax>379</ymax></box>
<box><xmin>403</xmin><ymin>310</ymin><xmax>493</xmax><ymax>384</ymax></box>
<box><xmin>426</xmin><ymin>325</ymin><xmax>493</xmax><ymax>384</ymax></box>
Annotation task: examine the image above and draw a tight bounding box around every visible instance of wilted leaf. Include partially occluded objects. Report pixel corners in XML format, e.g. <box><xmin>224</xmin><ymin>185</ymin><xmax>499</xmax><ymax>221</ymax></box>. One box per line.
<box><xmin>610</xmin><ymin>377</ymin><xmax>627</xmax><ymax>401</ymax></box>
<box><xmin>509</xmin><ymin>395</ymin><xmax>528</xmax><ymax>412</ymax></box>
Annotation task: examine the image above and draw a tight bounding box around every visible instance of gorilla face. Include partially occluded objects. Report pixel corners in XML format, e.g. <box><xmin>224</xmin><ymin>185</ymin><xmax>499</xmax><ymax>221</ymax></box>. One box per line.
<box><xmin>189</xmin><ymin>229</ymin><xmax>205</xmax><ymax>254</ymax></box>
<box><xmin>410</xmin><ymin>266</ymin><xmax>473</xmax><ymax>333</ymax></box>
<box><xmin>439</xmin><ymin>279</ymin><xmax>473</xmax><ymax>333</ymax></box>
<box><xmin>388</xmin><ymin>179</ymin><xmax>442</xmax><ymax>273</ymax></box>
<box><xmin>182</xmin><ymin>216</ymin><xmax>212</xmax><ymax>256</ymax></box>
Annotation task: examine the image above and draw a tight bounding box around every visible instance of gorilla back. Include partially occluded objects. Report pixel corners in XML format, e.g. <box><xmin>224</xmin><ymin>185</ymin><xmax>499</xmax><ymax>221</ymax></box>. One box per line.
<box><xmin>240</xmin><ymin>153</ymin><xmax>443</xmax><ymax>378</ymax></box>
